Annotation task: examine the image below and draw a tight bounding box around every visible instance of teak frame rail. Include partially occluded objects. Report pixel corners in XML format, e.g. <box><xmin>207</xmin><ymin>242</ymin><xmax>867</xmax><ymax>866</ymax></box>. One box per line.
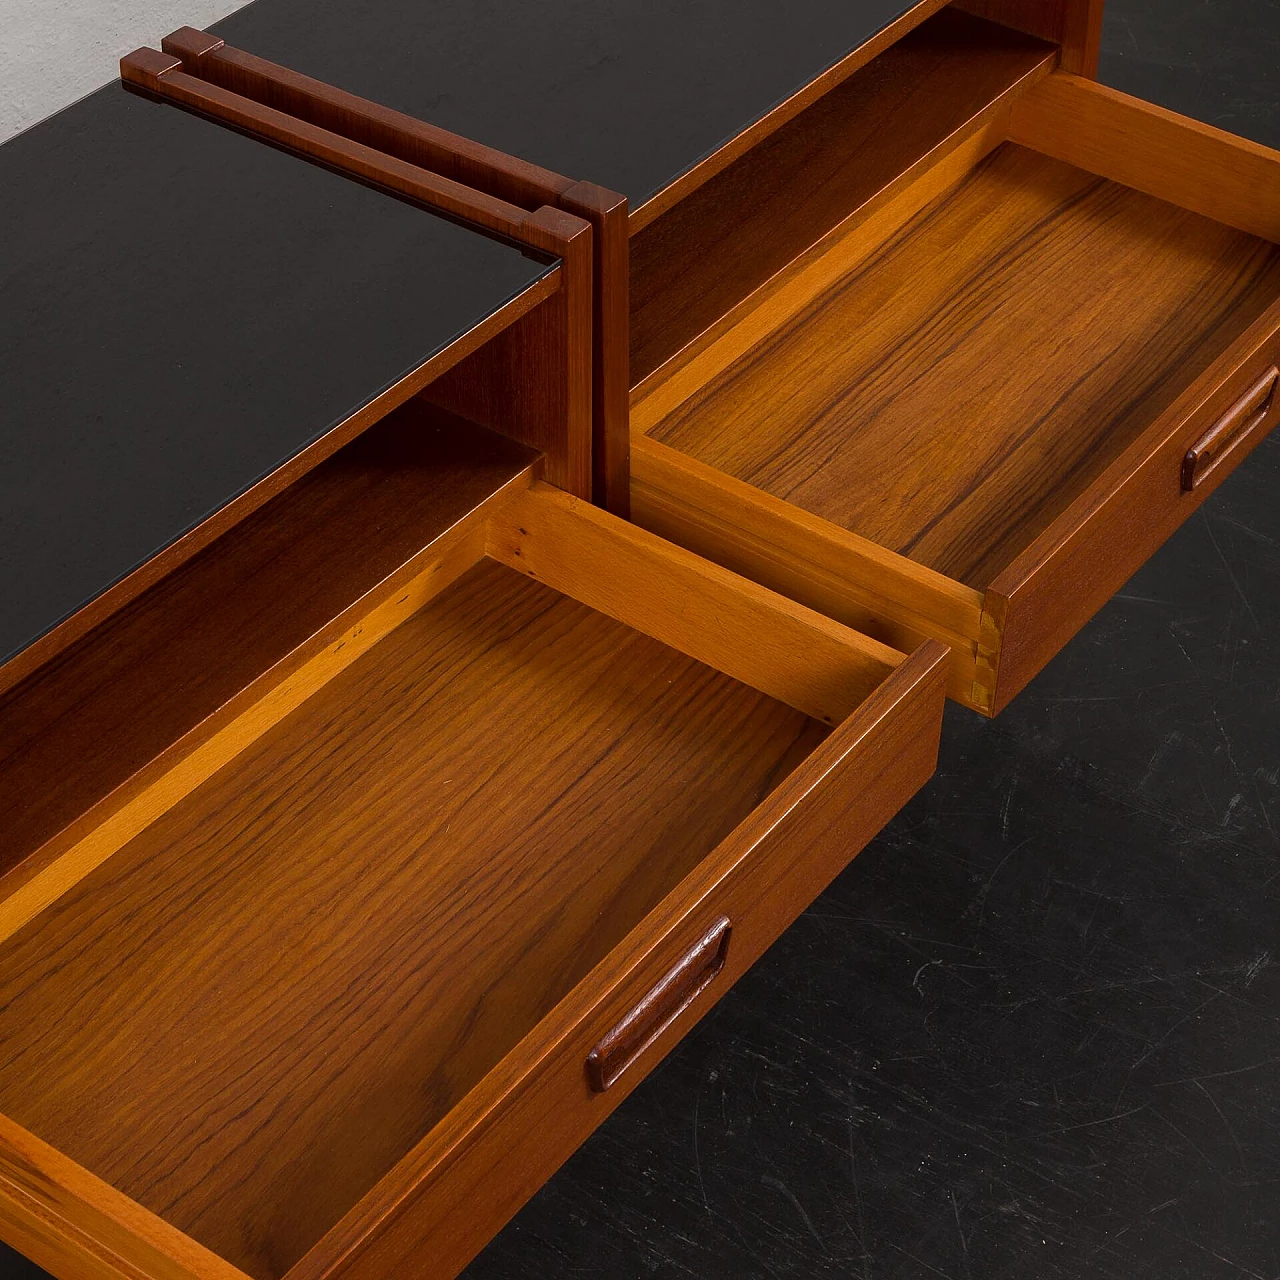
<box><xmin>124</xmin><ymin>28</ymin><xmax>631</xmax><ymax>515</ymax></box>
<box><xmin>120</xmin><ymin>42</ymin><xmax>596</xmax><ymax>506</ymax></box>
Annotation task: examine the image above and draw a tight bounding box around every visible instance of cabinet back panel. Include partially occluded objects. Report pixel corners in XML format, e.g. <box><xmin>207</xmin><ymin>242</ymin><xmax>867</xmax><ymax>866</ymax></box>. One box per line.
<box><xmin>630</xmin><ymin>8</ymin><xmax>1057</xmax><ymax>385</ymax></box>
<box><xmin>0</xmin><ymin>560</ymin><xmax>823</xmax><ymax>1280</ymax></box>
<box><xmin>650</xmin><ymin>144</ymin><xmax>1280</xmax><ymax>588</ymax></box>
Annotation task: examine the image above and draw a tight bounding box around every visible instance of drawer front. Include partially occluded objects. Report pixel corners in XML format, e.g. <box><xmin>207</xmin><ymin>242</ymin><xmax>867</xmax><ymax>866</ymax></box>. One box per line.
<box><xmin>985</xmin><ymin>70</ymin><xmax>1280</xmax><ymax>710</ymax></box>
<box><xmin>312</xmin><ymin>641</ymin><xmax>947</xmax><ymax>1280</ymax></box>
<box><xmin>1181</xmin><ymin>366</ymin><xmax>1279</xmax><ymax>492</ymax></box>
<box><xmin>987</xmin><ymin>309</ymin><xmax>1280</xmax><ymax>713</ymax></box>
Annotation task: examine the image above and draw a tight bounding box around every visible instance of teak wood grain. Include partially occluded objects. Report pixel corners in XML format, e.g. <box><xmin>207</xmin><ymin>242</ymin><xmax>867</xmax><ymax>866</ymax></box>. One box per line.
<box><xmin>0</xmin><ymin>560</ymin><xmax>831</xmax><ymax>1280</ymax></box>
<box><xmin>425</xmin><ymin>227</ymin><xmax>592</xmax><ymax>500</ymax></box>
<box><xmin>0</xmin><ymin>406</ymin><xmax>535</xmax><ymax>901</ymax></box>
<box><xmin>630</xmin><ymin>9</ymin><xmax>1058</xmax><ymax>385</ymax></box>
<box><xmin>0</xmin><ymin>1115</ymin><xmax>245</xmax><ymax>1280</ymax></box>
<box><xmin>0</xmin><ymin>519</ymin><xmax>499</xmax><ymax>951</ymax></box>
<box><xmin>287</xmin><ymin>642</ymin><xmax>948</xmax><ymax>1280</ymax></box>
<box><xmin>647</xmin><ymin>144</ymin><xmax>1280</xmax><ymax>592</ymax></box>
<box><xmin>1009</xmin><ymin>72</ymin><xmax>1280</xmax><ymax>244</ymax></box>
<box><xmin>15</xmin><ymin>2</ymin><xmax>1280</xmax><ymax>1274</ymax></box>
<box><xmin>154</xmin><ymin>26</ymin><xmax>632</xmax><ymax>516</ymax></box>
<box><xmin>0</xmin><ymin>410</ymin><xmax>944</xmax><ymax>1279</ymax></box>
<box><xmin>633</xmin><ymin>54</ymin><xmax>1280</xmax><ymax>713</ymax></box>
<box><xmin>630</xmin><ymin>435</ymin><xmax>984</xmax><ymax>705</ymax></box>
<box><xmin>487</xmin><ymin>483</ymin><xmax>900</xmax><ymax>726</ymax></box>
<box><xmin>983</xmin><ymin>297</ymin><xmax>1280</xmax><ymax>711</ymax></box>
<box><xmin>562</xmin><ymin>181</ymin><xmax>631</xmax><ymax>515</ymax></box>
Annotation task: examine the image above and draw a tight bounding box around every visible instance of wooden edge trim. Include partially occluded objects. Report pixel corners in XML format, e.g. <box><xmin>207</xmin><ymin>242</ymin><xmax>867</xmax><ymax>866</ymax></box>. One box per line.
<box><xmin>285</xmin><ymin>640</ymin><xmax>948</xmax><ymax>1280</ymax></box>
<box><xmin>0</xmin><ymin>477</ymin><xmax>536</xmax><ymax>948</ymax></box>
<box><xmin>119</xmin><ymin>49</ymin><xmax>561</xmax><ymax>248</ymax></box>
<box><xmin>560</xmin><ymin>182</ymin><xmax>632</xmax><ymax>514</ymax></box>
<box><xmin>0</xmin><ymin>1114</ymin><xmax>247</xmax><ymax>1280</ymax></box>
<box><xmin>629</xmin><ymin>103</ymin><xmax>1025</xmax><ymax>419</ymax></box>
<box><xmin>627</xmin><ymin>0</ymin><xmax>956</xmax><ymax>231</ymax></box>
<box><xmin>0</xmin><ymin>264</ymin><xmax>556</xmax><ymax>702</ymax></box>
<box><xmin>972</xmin><ymin>594</ymin><xmax>1006</xmax><ymax>718</ymax></box>
<box><xmin>530</xmin><ymin>206</ymin><xmax>596</xmax><ymax>500</ymax></box>
<box><xmin>1062</xmin><ymin>0</ymin><xmax>1106</xmax><ymax>77</ymax></box>
<box><xmin>486</xmin><ymin>480</ymin><xmax>902</xmax><ymax>725</ymax></box>
<box><xmin>628</xmin><ymin>436</ymin><xmax>981</xmax><ymax>707</ymax></box>
<box><xmin>153</xmin><ymin>30</ymin><xmax>627</xmax><ymax>512</ymax></box>
<box><xmin>1008</xmin><ymin>72</ymin><xmax>1280</xmax><ymax>244</ymax></box>
<box><xmin>159</xmin><ymin>27</ymin><xmax>574</xmax><ymax>209</ymax></box>
<box><xmin>984</xmin><ymin>295</ymin><xmax>1280</xmax><ymax>712</ymax></box>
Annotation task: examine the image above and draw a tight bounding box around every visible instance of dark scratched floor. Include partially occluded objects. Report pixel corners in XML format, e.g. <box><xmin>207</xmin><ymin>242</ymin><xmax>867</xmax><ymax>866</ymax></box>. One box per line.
<box><xmin>4</xmin><ymin>2</ymin><xmax>1279</xmax><ymax>1278</ymax></box>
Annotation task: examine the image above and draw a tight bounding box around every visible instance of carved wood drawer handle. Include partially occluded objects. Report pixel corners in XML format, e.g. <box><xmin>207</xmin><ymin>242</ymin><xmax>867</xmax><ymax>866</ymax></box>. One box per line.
<box><xmin>587</xmin><ymin>917</ymin><xmax>732</xmax><ymax>1093</ymax></box>
<box><xmin>1182</xmin><ymin>366</ymin><xmax>1279</xmax><ymax>492</ymax></box>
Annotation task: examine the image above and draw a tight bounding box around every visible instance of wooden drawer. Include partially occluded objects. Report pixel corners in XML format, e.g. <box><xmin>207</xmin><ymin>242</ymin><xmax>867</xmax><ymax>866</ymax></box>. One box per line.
<box><xmin>629</xmin><ymin>9</ymin><xmax>1280</xmax><ymax>715</ymax></box>
<box><xmin>0</xmin><ymin>404</ymin><xmax>944</xmax><ymax>1280</ymax></box>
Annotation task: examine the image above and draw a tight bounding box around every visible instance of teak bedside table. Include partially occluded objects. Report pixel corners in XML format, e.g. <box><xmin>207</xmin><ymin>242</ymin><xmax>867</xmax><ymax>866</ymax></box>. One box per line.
<box><xmin>0</xmin><ymin>1</ymin><xmax>1275</xmax><ymax>1278</ymax></box>
<box><xmin>0</xmin><ymin>17</ymin><xmax>945</xmax><ymax>1280</ymax></box>
<box><xmin>165</xmin><ymin>0</ymin><xmax>1280</xmax><ymax>716</ymax></box>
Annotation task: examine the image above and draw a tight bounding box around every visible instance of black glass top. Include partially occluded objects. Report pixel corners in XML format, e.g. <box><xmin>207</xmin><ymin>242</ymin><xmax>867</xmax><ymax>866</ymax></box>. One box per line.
<box><xmin>3</xmin><ymin>0</ymin><xmax>928</xmax><ymax>671</ymax></box>
<box><xmin>216</xmin><ymin>0</ymin><xmax>924</xmax><ymax>208</ymax></box>
<box><xmin>0</xmin><ymin>83</ymin><xmax>548</xmax><ymax>669</ymax></box>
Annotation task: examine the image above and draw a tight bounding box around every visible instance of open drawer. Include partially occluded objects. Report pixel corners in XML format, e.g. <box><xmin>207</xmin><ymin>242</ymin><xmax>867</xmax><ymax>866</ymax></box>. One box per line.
<box><xmin>629</xmin><ymin>8</ymin><xmax>1280</xmax><ymax>715</ymax></box>
<box><xmin>0</xmin><ymin>403</ymin><xmax>945</xmax><ymax>1280</ymax></box>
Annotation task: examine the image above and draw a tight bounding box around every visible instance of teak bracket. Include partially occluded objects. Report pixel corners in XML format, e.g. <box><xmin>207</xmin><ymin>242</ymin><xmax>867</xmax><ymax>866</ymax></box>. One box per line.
<box><xmin>123</xmin><ymin>29</ymin><xmax>630</xmax><ymax>514</ymax></box>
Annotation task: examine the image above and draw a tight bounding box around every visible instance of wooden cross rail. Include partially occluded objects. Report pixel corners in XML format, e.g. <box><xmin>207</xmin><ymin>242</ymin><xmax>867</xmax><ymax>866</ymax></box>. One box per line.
<box><xmin>124</xmin><ymin>27</ymin><xmax>631</xmax><ymax>513</ymax></box>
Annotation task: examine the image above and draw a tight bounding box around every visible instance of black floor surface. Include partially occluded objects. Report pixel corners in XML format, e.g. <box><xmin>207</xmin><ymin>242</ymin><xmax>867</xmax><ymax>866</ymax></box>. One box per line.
<box><xmin>3</xmin><ymin>2</ymin><xmax>1278</xmax><ymax>1277</ymax></box>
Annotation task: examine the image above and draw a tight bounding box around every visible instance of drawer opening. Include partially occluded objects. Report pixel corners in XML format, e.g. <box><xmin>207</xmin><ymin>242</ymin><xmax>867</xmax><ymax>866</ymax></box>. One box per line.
<box><xmin>0</xmin><ymin>447</ymin><xmax>914</xmax><ymax>1278</ymax></box>
<box><xmin>631</xmin><ymin>60</ymin><xmax>1280</xmax><ymax>713</ymax></box>
<box><xmin>630</xmin><ymin>6</ymin><xmax>1061</xmax><ymax>388</ymax></box>
<box><xmin>0</xmin><ymin>399</ymin><xmax>541</xmax><ymax>922</ymax></box>
<box><xmin>0</xmin><ymin>555</ymin><xmax>830</xmax><ymax>1278</ymax></box>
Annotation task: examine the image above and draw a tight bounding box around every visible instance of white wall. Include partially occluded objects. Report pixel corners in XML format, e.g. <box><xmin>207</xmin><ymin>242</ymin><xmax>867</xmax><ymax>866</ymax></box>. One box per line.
<box><xmin>0</xmin><ymin>0</ymin><xmax>256</xmax><ymax>143</ymax></box>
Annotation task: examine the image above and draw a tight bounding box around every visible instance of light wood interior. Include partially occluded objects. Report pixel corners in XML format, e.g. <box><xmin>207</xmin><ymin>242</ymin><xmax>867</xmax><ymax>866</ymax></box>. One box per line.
<box><xmin>634</xmin><ymin>39</ymin><xmax>1280</xmax><ymax>592</ymax></box>
<box><xmin>0</xmin><ymin>402</ymin><xmax>538</xmax><ymax>882</ymax></box>
<box><xmin>0</xmin><ymin>553</ymin><xmax>832</xmax><ymax>1280</ymax></box>
<box><xmin>629</xmin><ymin>6</ymin><xmax>1059</xmax><ymax>387</ymax></box>
<box><xmin>0</xmin><ymin>393</ymin><xmax>901</xmax><ymax>1280</ymax></box>
<box><xmin>0</xmin><ymin>404</ymin><xmax>540</xmax><ymax>950</ymax></box>
<box><xmin>488</xmin><ymin>483</ymin><xmax>900</xmax><ymax>723</ymax></box>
